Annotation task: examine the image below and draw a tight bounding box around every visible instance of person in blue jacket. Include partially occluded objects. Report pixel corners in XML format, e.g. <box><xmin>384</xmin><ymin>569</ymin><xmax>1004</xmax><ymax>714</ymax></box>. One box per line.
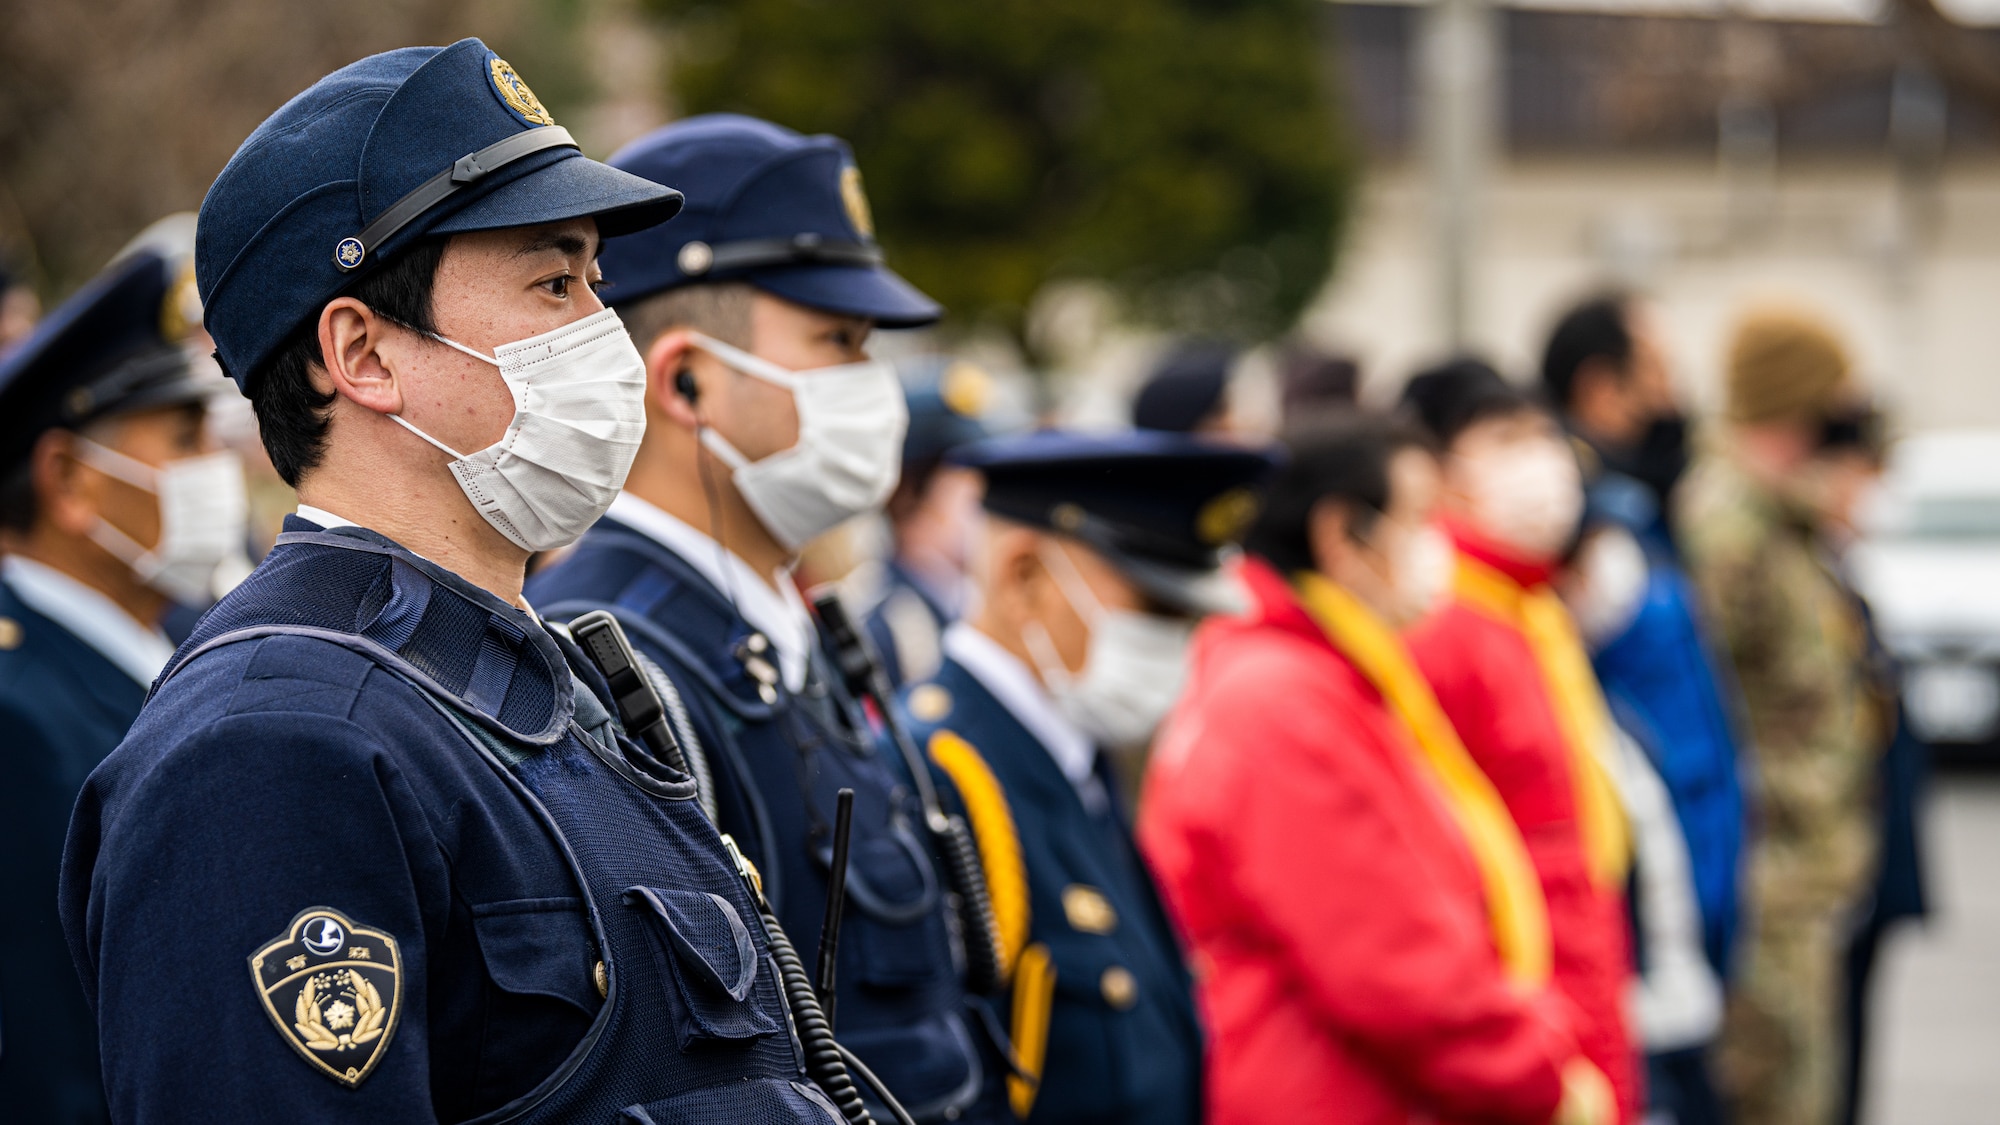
<box><xmin>0</xmin><ymin>243</ymin><xmax>242</xmax><ymax>1125</ymax></box>
<box><xmin>1542</xmin><ymin>293</ymin><xmax>1746</xmax><ymax>977</ymax></box>
<box><xmin>60</xmin><ymin>42</ymin><xmax>848</xmax><ymax>1124</ymax></box>
<box><xmin>895</xmin><ymin>430</ymin><xmax>1277</xmax><ymax>1125</ymax></box>
<box><xmin>850</xmin><ymin>356</ymin><xmax>997</xmax><ymax>688</ymax></box>
<box><xmin>1542</xmin><ymin>295</ymin><xmax>1747</xmax><ymax>1125</ymax></box>
<box><xmin>525</xmin><ymin>115</ymin><xmax>1011</xmax><ymax>1124</ymax></box>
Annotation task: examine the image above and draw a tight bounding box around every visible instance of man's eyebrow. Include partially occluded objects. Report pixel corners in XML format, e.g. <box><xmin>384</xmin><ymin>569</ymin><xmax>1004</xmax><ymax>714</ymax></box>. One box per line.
<box><xmin>512</xmin><ymin>231</ymin><xmax>594</xmax><ymax>260</ymax></box>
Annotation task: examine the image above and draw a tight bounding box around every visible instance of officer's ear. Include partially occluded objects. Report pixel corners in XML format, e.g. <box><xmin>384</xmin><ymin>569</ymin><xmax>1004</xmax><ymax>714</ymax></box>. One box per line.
<box><xmin>1306</xmin><ymin>497</ymin><xmax>1363</xmax><ymax>576</ymax></box>
<box><xmin>645</xmin><ymin>329</ymin><xmax>702</xmax><ymax>429</ymax></box>
<box><xmin>27</xmin><ymin>429</ymin><xmax>98</xmax><ymax>537</ymax></box>
<box><xmin>317</xmin><ymin>297</ymin><xmax>412</xmax><ymax>417</ymax></box>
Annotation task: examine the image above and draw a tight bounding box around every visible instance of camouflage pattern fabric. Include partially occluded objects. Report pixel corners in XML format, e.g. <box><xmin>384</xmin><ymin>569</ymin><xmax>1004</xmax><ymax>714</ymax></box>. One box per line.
<box><xmin>1677</xmin><ymin>452</ymin><xmax>1882</xmax><ymax>1125</ymax></box>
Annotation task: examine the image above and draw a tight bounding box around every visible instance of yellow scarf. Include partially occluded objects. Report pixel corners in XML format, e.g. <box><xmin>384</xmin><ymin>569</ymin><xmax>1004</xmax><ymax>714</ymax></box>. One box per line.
<box><xmin>1451</xmin><ymin>554</ymin><xmax>1632</xmax><ymax>890</ymax></box>
<box><xmin>1294</xmin><ymin>571</ymin><xmax>1552</xmax><ymax>985</ymax></box>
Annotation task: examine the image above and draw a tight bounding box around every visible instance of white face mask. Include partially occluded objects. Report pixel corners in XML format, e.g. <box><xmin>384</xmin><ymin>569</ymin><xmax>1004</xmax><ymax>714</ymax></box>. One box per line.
<box><xmin>687</xmin><ymin>332</ymin><xmax>908</xmax><ymax>553</ymax></box>
<box><xmin>1565</xmin><ymin>527</ymin><xmax>1650</xmax><ymax>648</ymax></box>
<box><xmin>389</xmin><ymin>307</ymin><xmax>647</xmax><ymax>553</ymax></box>
<box><xmin>1461</xmin><ymin>438</ymin><xmax>1584</xmax><ymax>560</ymax></box>
<box><xmin>1391</xmin><ymin>523</ymin><xmax>1455</xmax><ymax>625</ymax></box>
<box><xmin>1020</xmin><ymin>540</ymin><xmax>1193</xmax><ymax>748</ymax></box>
<box><xmin>76</xmin><ymin>439</ymin><xmax>248</xmax><ymax>605</ymax></box>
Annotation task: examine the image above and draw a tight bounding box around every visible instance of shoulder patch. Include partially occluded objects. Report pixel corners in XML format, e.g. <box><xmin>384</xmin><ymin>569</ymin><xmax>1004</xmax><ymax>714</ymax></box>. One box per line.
<box><xmin>250</xmin><ymin>908</ymin><xmax>403</xmax><ymax>1088</ymax></box>
<box><xmin>907</xmin><ymin>682</ymin><xmax>953</xmax><ymax>723</ymax></box>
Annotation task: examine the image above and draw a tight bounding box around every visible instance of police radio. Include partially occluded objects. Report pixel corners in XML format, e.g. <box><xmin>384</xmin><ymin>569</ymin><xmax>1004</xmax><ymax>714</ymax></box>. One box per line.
<box><xmin>810</xmin><ymin>591</ymin><xmax>1010</xmax><ymax>997</ymax></box>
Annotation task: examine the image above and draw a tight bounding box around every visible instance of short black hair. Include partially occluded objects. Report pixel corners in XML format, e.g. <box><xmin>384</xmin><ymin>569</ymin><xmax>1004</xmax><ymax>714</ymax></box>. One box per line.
<box><xmin>1541</xmin><ymin>295</ymin><xmax>1634</xmax><ymax>410</ymax></box>
<box><xmin>1245</xmin><ymin>410</ymin><xmax>1430</xmax><ymax>576</ymax></box>
<box><xmin>251</xmin><ymin>238</ymin><xmax>448</xmax><ymax>486</ymax></box>
<box><xmin>1398</xmin><ymin>357</ymin><xmax>1543</xmax><ymax>449</ymax></box>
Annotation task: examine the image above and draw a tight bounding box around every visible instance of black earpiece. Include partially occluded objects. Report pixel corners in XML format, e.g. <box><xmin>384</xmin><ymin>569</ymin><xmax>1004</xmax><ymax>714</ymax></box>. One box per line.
<box><xmin>675</xmin><ymin>369</ymin><xmax>699</xmax><ymax>403</ymax></box>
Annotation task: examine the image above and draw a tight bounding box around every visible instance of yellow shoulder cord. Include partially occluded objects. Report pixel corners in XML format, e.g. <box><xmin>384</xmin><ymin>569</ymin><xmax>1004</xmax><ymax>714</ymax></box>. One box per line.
<box><xmin>1451</xmin><ymin>556</ymin><xmax>1632</xmax><ymax>889</ymax></box>
<box><xmin>1294</xmin><ymin>571</ymin><xmax>1553</xmax><ymax>986</ymax></box>
<box><xmin>1006</xmin><ymin>943</ymin><xmax>1057</xmax><ymax>1118</ymax></box>
<box><xmin>927</xmin><ymin>730</ymin><xmax>1032</xmax><ymax>975</ymax></box>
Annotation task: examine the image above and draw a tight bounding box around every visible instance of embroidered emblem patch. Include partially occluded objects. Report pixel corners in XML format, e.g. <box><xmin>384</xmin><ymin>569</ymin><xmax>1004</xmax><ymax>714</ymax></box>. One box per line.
<box><xmin>489</xmin><ymin>57</ymin><xmax>555</xmax><ymax>126</ymax></box>
<box><xmin>250</xmin><ymin>907</ymin><xmax>403</xmax><ymax>1087</ymax></box>
<box><xmin>1061</xmin><ymin>884</ymin><xmax>1118</xmax><ymax>935</ymax></box>
<box><xmin>839</xmin><ymin>165</ymin><xmax>875</xmax><ymax>239</ymax></box>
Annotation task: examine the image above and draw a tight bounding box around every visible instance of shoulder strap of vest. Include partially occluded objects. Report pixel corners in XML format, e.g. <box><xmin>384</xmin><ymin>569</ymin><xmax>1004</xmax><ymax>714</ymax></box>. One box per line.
<box><xmin>160</xmin><ymin>529</ymin><xmax>572</xmax><ymax>745</ymax></box>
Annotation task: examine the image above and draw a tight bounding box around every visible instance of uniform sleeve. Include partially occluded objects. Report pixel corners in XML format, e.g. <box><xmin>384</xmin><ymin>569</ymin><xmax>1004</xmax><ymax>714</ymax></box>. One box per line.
<box><xmin>71</xmin><ymin>713</ymin><xmax>450</xmax><ymax>1124</ymax></box>
<box><xmin>1168</xmin><ymin>655</ymin><xmax>1573</xmax><ymax>1123</ymax></box>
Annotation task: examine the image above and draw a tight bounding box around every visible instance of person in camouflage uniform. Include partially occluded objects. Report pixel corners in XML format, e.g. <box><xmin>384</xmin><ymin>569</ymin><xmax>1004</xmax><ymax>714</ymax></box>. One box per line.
<box><xmin>1676</xmin><ymin>305</ymin><xmax>1884</xmax><ymax>1125</ymax></box>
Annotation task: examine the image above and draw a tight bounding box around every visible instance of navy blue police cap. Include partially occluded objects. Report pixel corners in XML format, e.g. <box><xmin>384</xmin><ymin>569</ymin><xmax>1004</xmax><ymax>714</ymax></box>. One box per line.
<box><xmin>196</xmin><ymin>38</ymin><xmax>685</xmax><ymax>392</ymax></box>
<box><xmin>1132</xmin><ymin>339</ymin><xmax>1237</xmax><ymax>433</ymax></box>
<box><xmin>0</xmin><ymin>248</ymin><xmax>216</xmax><ymax>468</ymax></box>
<box><xmin>952</xmin><ymin>430</ymin><xmax>1283</xmax><ymax>615</ymax></box>
<box><xmin>901</xmin><ymin>356</ymin><xmax>995</xmax><ymax>465</ymax></box>
<box><xmin>599</xmin><ymin>114</ymin><xmax>940</xmax><ymax>327</ymax></box>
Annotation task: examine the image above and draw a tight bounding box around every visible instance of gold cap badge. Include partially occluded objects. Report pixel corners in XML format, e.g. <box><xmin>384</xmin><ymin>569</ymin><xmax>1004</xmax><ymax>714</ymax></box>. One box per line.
<box><xmin>250</xmin><ymin>907</ymin><xmax>403</xmax><ymax>1088</ymax></box>
<box><xmin>1196</xmin><ymin>487</ymin><xmax>1260</xmax><ymax>547</ymax></box>
<box><xmin>940</xmin><ymin>361</ymin><xmax>992</xmax><ymax>418</ymax></box>
<box><xmin>489</xmin><ymin>58</ymin><xmax>555</xmax><ymax>126</ymax></box>
<box><xmin>840</xmin><ymin>165</ymin><xmax>876</xmax><ymax>240</ymax></box>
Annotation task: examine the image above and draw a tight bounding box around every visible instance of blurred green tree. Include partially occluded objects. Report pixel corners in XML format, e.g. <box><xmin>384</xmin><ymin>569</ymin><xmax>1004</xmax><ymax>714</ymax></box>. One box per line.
<box><xmin>0</xmin><ymin>0</ymin><xmax>592</xmax><ymax>300</ymax></box>
<box><xmin>649</xmin><ymin>0</ymin><xmax>1354</xmax><ymax>343</ymax></box>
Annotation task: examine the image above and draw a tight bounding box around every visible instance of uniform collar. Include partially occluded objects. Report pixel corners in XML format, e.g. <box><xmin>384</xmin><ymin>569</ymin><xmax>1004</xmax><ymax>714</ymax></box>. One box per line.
<box><xmin>941</xmin><ymin>621</ymin><xmax>1100</xmax><ymax>795</ymax></box>
<box><xmin>294</xmin><ymin>502</ymin><xmax>359</xmax><ymax>530</ymax></box>
<box><xmin>1</xmin><ymin>554</ymin><xmax>174</xmax><ymax>686</ymax></box>
<box><xmin>605</xmin><ymin>491</ymin><xmax>811</xmax><ymax>693</ymax></box>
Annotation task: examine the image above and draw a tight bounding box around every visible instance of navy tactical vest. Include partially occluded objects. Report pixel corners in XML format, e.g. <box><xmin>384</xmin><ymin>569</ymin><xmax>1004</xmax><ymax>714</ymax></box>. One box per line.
<box><xmin>160</xmin><ymin>527</ymin><xmax>837</xmax><ymax>1124</ymax></box>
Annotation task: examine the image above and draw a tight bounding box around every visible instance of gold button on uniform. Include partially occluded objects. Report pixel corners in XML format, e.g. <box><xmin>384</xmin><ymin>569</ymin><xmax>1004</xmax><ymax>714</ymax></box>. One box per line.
<box><xmin>594</xmin><ymin>960</ymin><xmax>608</xmax><ymax>998</ymax></box>
<box><xmin>0</xmin><ymin>617</ymin><xmax>19</xmax><ymax>650</ymax></box>
<box><xmin>1100</xmin><ymin>966</ymin><xmax>1137</xmax><ymax>1010</ymax></box>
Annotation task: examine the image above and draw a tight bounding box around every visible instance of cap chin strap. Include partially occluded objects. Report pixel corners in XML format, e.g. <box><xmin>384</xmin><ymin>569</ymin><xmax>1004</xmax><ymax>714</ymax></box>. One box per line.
<box><xmin>676</xmin><ymin>232</ymin><xmax>882</xmax><ymax>279</ymax></box>
<box><xmin>335</xmin><ymin>125</ymin><xmax>581</xmax><ymax>272</ymax></box>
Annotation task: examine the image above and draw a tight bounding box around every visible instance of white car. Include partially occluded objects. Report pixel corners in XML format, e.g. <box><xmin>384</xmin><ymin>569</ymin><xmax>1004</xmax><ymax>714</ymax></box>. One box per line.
<box><xmin>1850</xmin><ymin>430</ymin><xmax>2000</xmax><ymax>745</ymax></box>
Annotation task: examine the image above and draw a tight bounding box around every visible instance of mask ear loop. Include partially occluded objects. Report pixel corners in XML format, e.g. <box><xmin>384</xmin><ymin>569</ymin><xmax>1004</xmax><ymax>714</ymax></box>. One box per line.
<box><xmin>1035</xmin><ymin>538</ymin><xmax>1108</xmax><ymax>627</ymax></box>
<box><xmin>680</xmin><ymin>350</ymin><xmax>745</xmax><ymax>616</ymax></box>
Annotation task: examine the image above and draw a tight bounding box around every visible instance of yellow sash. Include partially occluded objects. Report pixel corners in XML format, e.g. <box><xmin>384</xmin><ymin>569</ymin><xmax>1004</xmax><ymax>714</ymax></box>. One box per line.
<box><xmin>1294</xmin><ymin>572</ymin><xmax>1552</xmax><ymax>985</ymax></box>
<box><xmin>1450</xmin><ymin>555</ymin><xmax>1632</xmax><ymax>890</ymax></box>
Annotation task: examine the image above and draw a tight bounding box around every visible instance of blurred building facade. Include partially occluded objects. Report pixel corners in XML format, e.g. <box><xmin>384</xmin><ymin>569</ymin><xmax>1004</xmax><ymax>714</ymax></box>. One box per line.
<box><xmin>1307</xmin><ymin>0</ymin><xmax>2000</xmax><ymax>430</ymax></box>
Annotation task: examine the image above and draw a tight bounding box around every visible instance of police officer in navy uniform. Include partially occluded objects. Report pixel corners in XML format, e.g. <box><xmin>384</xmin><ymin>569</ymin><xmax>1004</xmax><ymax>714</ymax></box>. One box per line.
<box><xmin>849</xmin><ymin>357</ymin><xmax>996</xmax><ymax>687</ymax></box>
<box><xmin>0</xmin><ymin>246</ymin><xmax>242</xmax><ymax>1125</ymax></box>
<box><xmin>526</xmin><ymin>115</ymin><xmax>1011</xmax><ymax>1123</ymax></box>
<box><xmin>62</xmin><ymin>43</ymin><xmax>854</xmax><ymax>1124</ymax></box>
<box><xmin>896</xmin><ymin>430</ymin><xmax>1278</xmax><ymax>1125</ymax></box>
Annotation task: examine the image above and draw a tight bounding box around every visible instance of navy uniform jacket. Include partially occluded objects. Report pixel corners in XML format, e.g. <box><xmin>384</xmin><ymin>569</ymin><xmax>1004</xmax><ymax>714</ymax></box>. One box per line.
<box><xmin>0</xmin><ymin>581</ymin><xmax>138</xmax><ymax>1125</ymax></box>
<box><xmin>899</xmin><ymin>645</ymin><xmax>1202</xmax><ymax>1125</ymax></box>
<box><xmin>527</xmin><ymin>514</ymin><xmax>1006</xmax><ymax>1124</ymax></box>
<box><xmin>60</xmin><ymin>521</ymin><xmax>828</xmax><ymax>1124</ymax></box>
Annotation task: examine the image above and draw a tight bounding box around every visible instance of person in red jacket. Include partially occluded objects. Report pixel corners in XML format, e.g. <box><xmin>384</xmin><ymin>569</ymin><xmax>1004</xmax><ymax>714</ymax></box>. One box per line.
<box><xmin>1400</xmin><ymin>361</ymin><xmax>1641</xmax><ymax>1123</ymax></box>
<box><xmin>1139</xmin><ymin>414</ymin><xmax>1614</xmax><ymax>1125</ymax></box>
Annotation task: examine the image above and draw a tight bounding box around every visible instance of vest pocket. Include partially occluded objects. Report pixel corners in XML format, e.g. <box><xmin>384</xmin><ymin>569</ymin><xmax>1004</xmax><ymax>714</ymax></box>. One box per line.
<box><xmin>620</xmin><ymin>1077</ymin><xmax>842</xmax><ymax>1124</ymax></box>
<box><xmin>623</xmin><ymin>885</ymin><xmax>779</xmax><ymax>1050</ymax></box>
<box><xmin>470</xmin><ymin>896</ymin><xmax>601</xmax><ymax>1015</ymax></box>
<box><xmin>829</xmin><ymin>825</ymin><xmax>947</xmax><ymax>990</ymax></box>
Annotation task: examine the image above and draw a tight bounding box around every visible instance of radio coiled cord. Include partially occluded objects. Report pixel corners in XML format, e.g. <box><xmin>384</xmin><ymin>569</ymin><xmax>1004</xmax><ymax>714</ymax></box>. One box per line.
<box><xmin>725</xmin><ymin>836</ymin><xmax>916</xmax><ymax>1125</ymax></box>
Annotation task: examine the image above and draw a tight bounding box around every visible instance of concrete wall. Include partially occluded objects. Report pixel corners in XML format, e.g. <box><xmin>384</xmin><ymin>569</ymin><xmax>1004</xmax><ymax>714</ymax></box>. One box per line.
<box><xmin>1300</xmin><ymin>153</ymin><xmax>2000</xmax><ymax>430</ymax></box>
